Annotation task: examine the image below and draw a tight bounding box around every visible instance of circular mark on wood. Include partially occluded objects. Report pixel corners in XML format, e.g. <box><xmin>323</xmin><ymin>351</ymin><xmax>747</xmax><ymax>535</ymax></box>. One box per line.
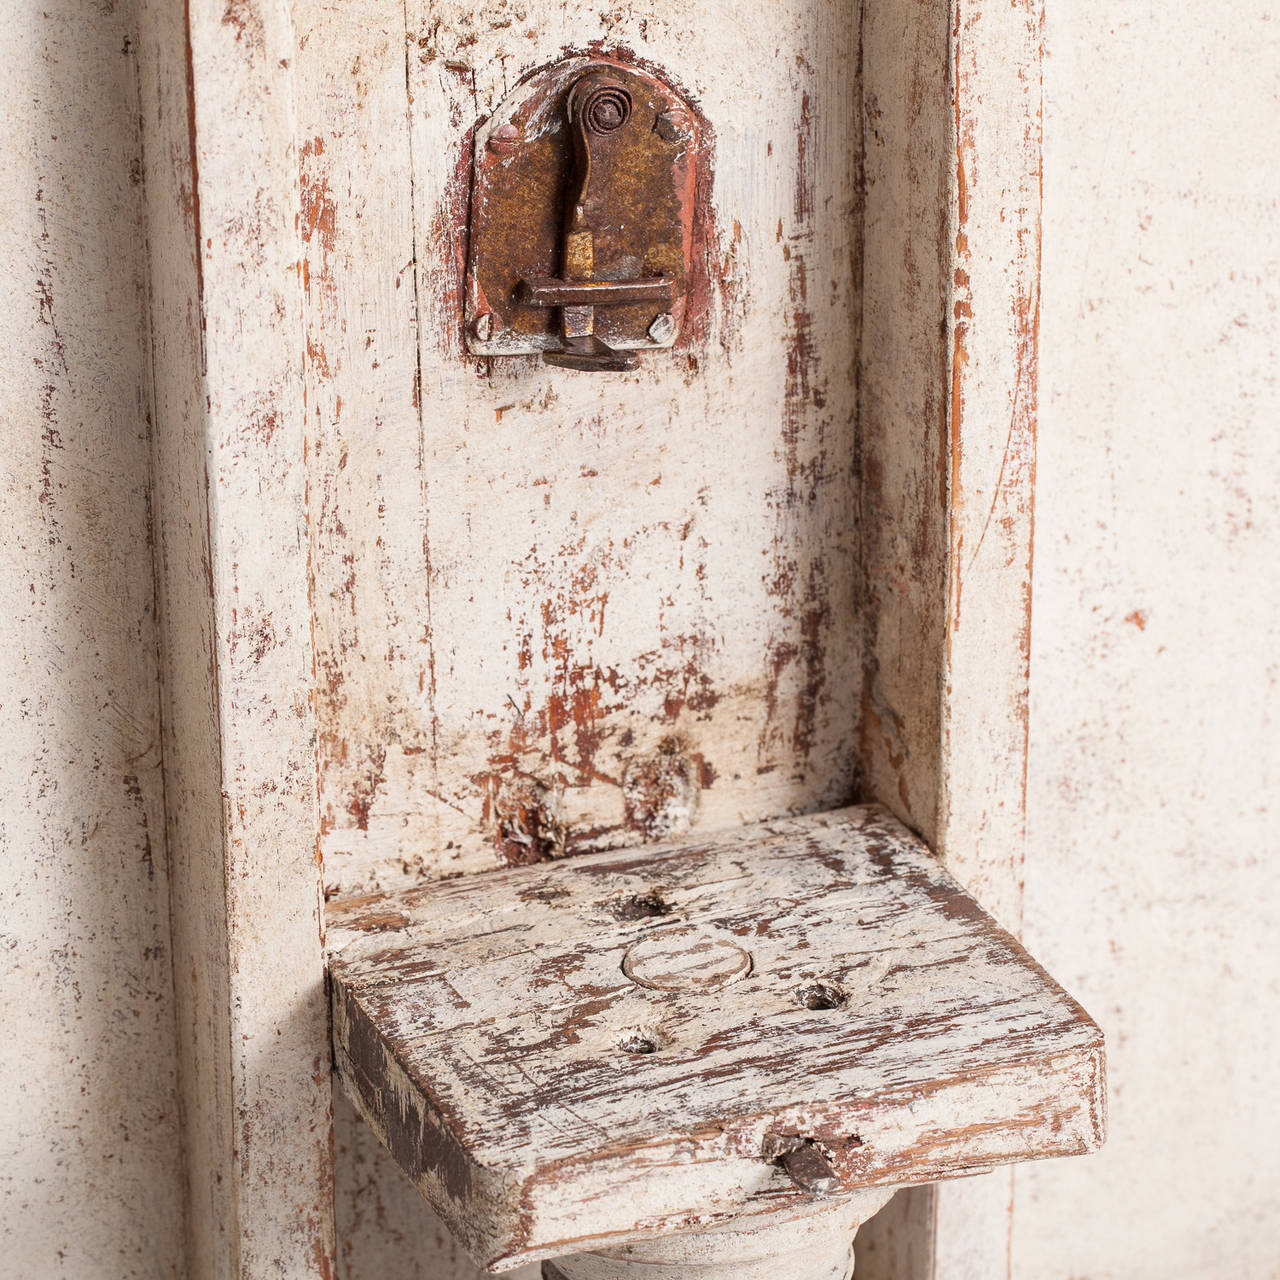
<box><xmin>622</xmin><ymin>928</ymin><xmax>753</xmax><ymax>993</ymax></box>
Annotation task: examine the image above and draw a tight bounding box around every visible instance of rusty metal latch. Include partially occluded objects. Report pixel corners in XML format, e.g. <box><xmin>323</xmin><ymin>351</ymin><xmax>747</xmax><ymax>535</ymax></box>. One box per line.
<box><xmin>465</xmin><ymin>58</ymin><xmax>703</xmax><ymax>370</ymax></box>
<box><xmin>519</xmin><ymin>73</ymin><xmax>674</xmax><ymax>371</ymax></box>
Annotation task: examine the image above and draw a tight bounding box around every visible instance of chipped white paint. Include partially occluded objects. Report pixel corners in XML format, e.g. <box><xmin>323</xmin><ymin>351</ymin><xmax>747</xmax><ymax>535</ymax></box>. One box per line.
<box><xmin>855</xmin><ymin>0</ymin><xmax>1046</xmax><ymax>1270</ymax></box>
<box><xmin>1015</xmin><ymin>1</ymin><xmax>1280</xmax><ymax>1275</ymax></box>
<box><xmin>126</xmin><ymin>0</ymin><xmax>1070</xmax><ymax>1277</ymax></box>
<box><xmin>11</xmin><ymin>0</ymin><xmax>1279</xmax><ymax>1276</ymax></box>
<box><xmin>329</xmin><ymin>807</ymin><xmax>1103</xmax><ymax>1271</ymax></box>
<box><xmin>136</xmin><ymin>0</ymin><xmax>334</xmax><ymax>1273</ymax></box>
<box><xmin>302</xmin><ymin>2</ymin><xmax>864</xmax><ymax>899</ymax></box>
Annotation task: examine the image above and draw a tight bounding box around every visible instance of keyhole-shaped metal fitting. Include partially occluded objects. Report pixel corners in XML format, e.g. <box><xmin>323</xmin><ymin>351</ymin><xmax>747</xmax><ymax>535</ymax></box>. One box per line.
<box><xmin>464</xmin><ymin>57</ymin><xmax>704</xmax><ymax>370</ymax></box>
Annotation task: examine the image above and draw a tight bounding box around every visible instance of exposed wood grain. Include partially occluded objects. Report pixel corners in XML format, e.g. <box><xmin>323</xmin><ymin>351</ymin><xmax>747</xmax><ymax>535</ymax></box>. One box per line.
<box><xmin>329</xmin><ymin>805</ymin><xmax>1103</xmax><ymax>1271</ymax></box>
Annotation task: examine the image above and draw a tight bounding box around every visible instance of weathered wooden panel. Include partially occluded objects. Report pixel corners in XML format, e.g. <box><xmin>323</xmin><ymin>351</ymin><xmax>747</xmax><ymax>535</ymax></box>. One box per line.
<box><xmin>300</xmin><ymin>3</ymin><xmax>864</xmax><ymax>898</ymax></box>
<box><xmin>856</xmin><ymin>0</ymin><xmax>1045</xmax><ymax>1270</ymax></box>
<box><xmin>1017</xmin><ymin>0</ymin><xmax>1280</xmax><ymax>1274</ymax></box>
<box><xmin>329</xmin><ymin>806</ymin><xmax>1103</xmax><ymax>1271</ymax></box>
<box><xmin>133</xmin><ymin>0</ymin><xmax>1055</xmax><ymax>1274</ymax></box>
<box><xmin>138</xmin><ymin>0</ymin><xmax>335</xmax><ymax>1273</ymax></box>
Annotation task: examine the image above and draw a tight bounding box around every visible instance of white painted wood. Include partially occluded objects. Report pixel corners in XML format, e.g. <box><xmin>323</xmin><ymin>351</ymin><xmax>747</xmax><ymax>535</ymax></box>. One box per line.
<box><xmin>546</xmin><ymin>1192</ymin><xmax>894</xmax><ymax>1279</ymax></box>
<box><xmin>0</xmin><ymin>2</ymin><xmax>184</xmax><ymax>1274</ymax></box>
<box><xmin>856</xmin><ymin>0</ymin><xmax>1044</xmax><ymax>1272</ymax></box>
<box><xmin>136</xmin><ymin>0</ymin><xmax>335</xmax><ymax>1273</ymax></box>
<box><xmin>131</xmin><ymin>4</ymin><xmax>1064</xmax><ymax>1278</ymax></box>
<box><xmin>13</xmin><ymin>0</ymin><xmax>1280</xmax><ymax>1277</ymax></box>
<box><xmin>329</xmin><ymin>806</ymin><xmax>1103</xmax><ymax>1271</ymax></box>
<box><xmin>303</xmin><ymin>2</ymin><xmax>864</xmax><ymax>899</ymax></box>
<box><xmin>1015</xmin><ymin>1</ymin><xmax>1280</xmax><ymax>1275</ymax></box>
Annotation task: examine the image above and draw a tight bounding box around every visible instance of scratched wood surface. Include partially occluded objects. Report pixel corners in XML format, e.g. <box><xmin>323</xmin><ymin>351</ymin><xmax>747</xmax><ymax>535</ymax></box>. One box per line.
<box><xmin>298</xmin><ymin>2</ymin><xmax>863</xmax><ymax>900</ymax></box>
<box><xmin>138</xmin><ymin>0</ymin><xmax>335</xmax><ymax>1274</ymax></box>
<box><xmin>855</xmin><ymin>0</ymin><xmax>1046</xmax><ymax>1270</ymax></box>
<box><xmin>329</xmin><ymin>805</ymin><xmax>1104</xmax><ymax>1270</ymax></box>
<box><xmin>130</xmin><ymin>0</ymin><xmax>1054</xmax><ymax>1273</ymax></box>
<box><xmin>0</xmin><ymin>2</ymin><xmax>185</xmax><ymax>1273</ymax></box>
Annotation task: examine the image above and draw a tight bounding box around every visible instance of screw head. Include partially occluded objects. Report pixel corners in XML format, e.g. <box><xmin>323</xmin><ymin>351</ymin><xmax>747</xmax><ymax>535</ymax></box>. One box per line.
<box><xmin>655</xmin><ymin>110</ymin><xmax>688</xmax><ymax>143</ymax></box>
<box><xmin>486</xmin><ymin>123</ymin><xmax>521</xmax><ymax>155</ymax></box>
<box><xmin>472</xmin><ymin>311</ymin><xmax>495</xmax><ymax>343</ymax></box>
<box><xmin>648</xmin><ymin>312</ymin><xmax>678</xmax><ymax>345</ymax></box>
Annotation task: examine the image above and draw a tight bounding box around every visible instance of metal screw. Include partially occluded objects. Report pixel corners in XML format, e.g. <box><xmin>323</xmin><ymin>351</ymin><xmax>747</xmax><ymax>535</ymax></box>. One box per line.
<box><xmin>648</xmin><ymin>312</ymin><xmax>677</xmax><ymax>344</ymax></box>
<box><xmin>486</xmin><ymin>123</ymin><xmax>521</xmax><ymax>155</ymax></box>
<box><xmin>778</xmin><ymin>1142</ymin><xmax>839</xmax><ymax>1194</ymax></box>
<box><xmin>655</xmin><ymin>110</ymin><xmax>687</xmax><ymax>143</ymax></box>
<box><xmin>472</xmin><ymin>312</ymin><xmax>495</xmax><ymax>343</ymax></box>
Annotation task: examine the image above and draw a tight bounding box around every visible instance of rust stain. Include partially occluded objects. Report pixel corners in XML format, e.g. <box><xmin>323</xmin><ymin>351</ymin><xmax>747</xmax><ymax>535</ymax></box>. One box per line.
<box><xmin>621</xmin><ymin>738</ymin><xmax>701</xmax><ymax>841</ymax></box>
<box><xmin>300</xmin><ymin>136</ymin><xmax>339</xmax><ymax>381</ymax></box>
<box><xmin>300</xmin><ymin>138</ymin><xmax>337</xmax><ymax>252</ymax></box>
<box><xmin>220</xmin><ymin>0</ymin><xmax>264</xmax><ymax>47</ymax></box>
<box><xmin>347</xmin><ymin>743</ymin><xmax>386</xmax><ymax>833</ymax></box>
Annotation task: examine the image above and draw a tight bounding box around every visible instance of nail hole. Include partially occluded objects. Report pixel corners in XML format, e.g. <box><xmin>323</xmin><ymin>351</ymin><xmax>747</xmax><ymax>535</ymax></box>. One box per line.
<box><xmin>608</xmin><ymin>890</ymin><xmax>670</xmax><ymax>922</ymax></box>
<box><xmin>619</xmin><ymin>1033</ymin><xmax>658</xmax><ymax>1055</ymax></box>
<box><xmin>794</xmin><ymin>982</ymin><xmax>845</xmax><ymax>1011</ymax></box>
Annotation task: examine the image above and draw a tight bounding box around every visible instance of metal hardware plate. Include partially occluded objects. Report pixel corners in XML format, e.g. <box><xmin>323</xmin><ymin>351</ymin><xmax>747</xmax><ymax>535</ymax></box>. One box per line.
<box><xmin>464</xmin><ymin>57</ymin><xmax>702</xmax><ymax>361</ymax></box>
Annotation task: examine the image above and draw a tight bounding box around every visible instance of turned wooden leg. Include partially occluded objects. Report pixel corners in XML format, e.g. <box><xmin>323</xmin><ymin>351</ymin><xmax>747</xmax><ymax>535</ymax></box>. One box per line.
<box><xmin>542</xmin><ymin>1190</ymin><xmax>894</xmax><ymax>1280</ymax></box>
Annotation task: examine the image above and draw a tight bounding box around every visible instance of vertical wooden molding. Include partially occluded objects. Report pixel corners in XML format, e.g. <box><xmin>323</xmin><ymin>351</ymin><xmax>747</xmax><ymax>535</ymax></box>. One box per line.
<box><xmin>137</xmin><ymin>0</ymin><xmax>336</xmax><ymax>1275</ymax></box>
<box><xmin>856</xmin><ymin>0</ymin><xmax>1043</xmax><ymax>1275</ymax></box>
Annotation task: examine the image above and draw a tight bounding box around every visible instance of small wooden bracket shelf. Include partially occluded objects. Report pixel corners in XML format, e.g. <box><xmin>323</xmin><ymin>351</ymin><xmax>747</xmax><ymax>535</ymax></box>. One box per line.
<box><xmin>327</xmin><ymin>806</ymin><xmax>1105</xmax><ymax>1273</ymax></box>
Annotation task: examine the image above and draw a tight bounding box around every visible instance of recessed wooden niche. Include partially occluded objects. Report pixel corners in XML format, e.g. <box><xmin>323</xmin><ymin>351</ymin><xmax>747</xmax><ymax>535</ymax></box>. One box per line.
<box><xmin>142</xmin><ymin>0</ymin><xmax>1058</xmax><ymax>1266</ymax></box>
<box><xmin>288</xmin><ymin>0</ymin><xmax>1065</xmax><ymax>1275</ymax></box>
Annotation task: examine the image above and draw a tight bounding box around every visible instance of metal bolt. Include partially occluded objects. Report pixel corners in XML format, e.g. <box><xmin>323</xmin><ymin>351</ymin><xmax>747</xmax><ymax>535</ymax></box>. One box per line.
<box><xmin>472</xmin><ymin>311</ymin><xmax>495</xmax><ymax>342</ymax></box>
<box><xmin>486</xmin><ymin>123</ymin><xmax>521</xmax><ymax>155</ymax></box>
<box><xmin>764</xmin><ymin>1134</ymin><xmax>843</xmax><ymax>1194</ymax></box>
<box><xmin>778</xmin><ymin>1142</ymin><xmax>839</xmax><ymax>1194</ymax></box>
<box><xmin>648</xmin><ymin>312</ymin><xmax>677</xmax><ymax>344</ymax></box>
<box><xmin>655</xmin><ymin>110</ymin><xmax>687</xmax><ymax>143</ymax></box>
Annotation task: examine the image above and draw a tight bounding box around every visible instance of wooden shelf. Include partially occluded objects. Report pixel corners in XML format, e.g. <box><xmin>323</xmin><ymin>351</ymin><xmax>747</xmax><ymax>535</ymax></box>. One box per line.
<box><xmin>327</xmin><ymin>806</ymin><xmax>1104</xmax><ymax>1271</ymax></box>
